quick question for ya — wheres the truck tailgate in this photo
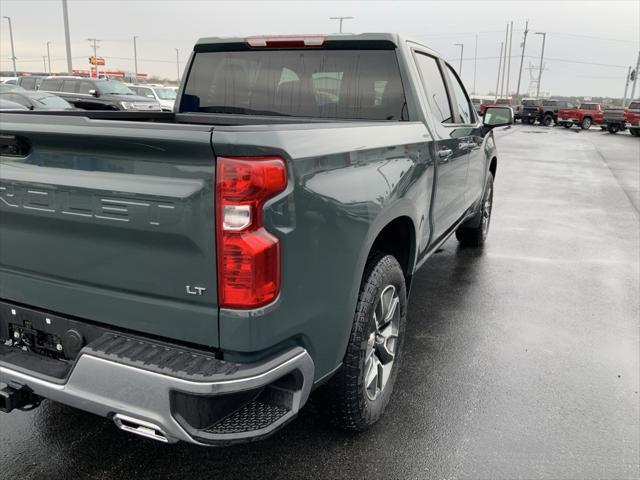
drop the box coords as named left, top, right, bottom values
left=0, top=115, right=219, bottom=347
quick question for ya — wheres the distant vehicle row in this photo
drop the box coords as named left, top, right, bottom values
left=0, top=76, right=177, bottom=111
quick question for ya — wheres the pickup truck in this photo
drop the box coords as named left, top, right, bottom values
left=0, top=33, right=512, bottom=446
left=558, top=103, right=604, bottom=129
left=625, top=100, right=640, bottom=136
left=479, top=97, right=512, bottom=115
left=602, top=106, right=628, bottom=134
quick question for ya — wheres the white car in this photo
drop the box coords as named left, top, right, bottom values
left=125, top=84, right=177, bottom=111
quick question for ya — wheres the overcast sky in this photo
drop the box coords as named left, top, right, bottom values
left=1, top=0, right=638, bottom=97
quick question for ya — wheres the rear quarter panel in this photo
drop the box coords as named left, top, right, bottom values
left=212, top=122, right=433, bottom=380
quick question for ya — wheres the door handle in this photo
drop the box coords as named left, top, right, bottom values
left=437, top=149, right=452, bottom=163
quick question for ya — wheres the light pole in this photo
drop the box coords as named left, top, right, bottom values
left=42, top=56, right=47, bottom=72
left=175, top=48, right=180, bottom=82
left=329, top=16, right=353, bottom=33
left=3, top=16, right=17, bottom=76
left=46, top=41, right=52, bottom=74
left=473, top=34, right=477, bottom=94
left=515, top=20, right=529, bottom=101
left=535, top=32, right=547, bottom=98
left=628, top=51, right=640, bottom=106
left=454, top=43, right=464, bottom=75
left=62, top=0, right=73, bottom=73
left=495, top=41, right=504, bottom=102
left=506, top=21, right=513, bottom=98
left=133, top=36, right=139, bottom=83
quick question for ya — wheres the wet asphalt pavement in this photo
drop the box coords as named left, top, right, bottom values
left=1, top=124, right=639, bottom=480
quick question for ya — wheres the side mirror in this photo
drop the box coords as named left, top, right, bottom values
left=483, top=106, right=514, bottom=128
left=88, top=89, right=99, bottom=97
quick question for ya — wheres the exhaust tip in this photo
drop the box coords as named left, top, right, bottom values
left=113, top=414, right=169, bottom=443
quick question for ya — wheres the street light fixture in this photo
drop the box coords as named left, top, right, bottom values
left=534, top=32, right=547, bottom=98
left=3, top=16, right=17, bottom=76
left=329, top=16, right=353, bottom=33
left=454, top=43, right=464, bottom=75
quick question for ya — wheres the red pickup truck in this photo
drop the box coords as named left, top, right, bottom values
left=480, top=98, right=511, bottom=115
left=625, top=100, right=640, bottom=136
left=558, top=103, right=604, bottom=130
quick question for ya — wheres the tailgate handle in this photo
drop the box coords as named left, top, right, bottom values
left=0, top=134, right=30, bottom=157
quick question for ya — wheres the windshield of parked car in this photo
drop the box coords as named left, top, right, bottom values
left=628, top=102, right=640, bottom=110
left=182, top=49, right=407, bottom=120
left=0, top=84, right=26, bottom=93
left=154, top=87, right=177, bottom=100
left=95, top=81, right=135, bottom=95
left=30, top=94, right=72, bottom=109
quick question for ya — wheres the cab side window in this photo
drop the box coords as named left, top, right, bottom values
left=414, top=52, right=453, bottom=124
left=444, top=64, right=473, bottom=124
left=79, top=81, right=94, bottom=94
left=61, top=80, right=78, bottom=93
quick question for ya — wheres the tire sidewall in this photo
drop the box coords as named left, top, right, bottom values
left=354, top=256, right=407, bottom=427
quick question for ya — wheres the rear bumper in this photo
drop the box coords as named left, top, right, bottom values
left=1, top=334, right=314, bottom=446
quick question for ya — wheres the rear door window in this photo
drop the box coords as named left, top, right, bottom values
left=61, top=80, right=78, bottom=93
left=40, top=78, right=63, bottom=91
left=182, top=49, right=407, bottom=120
left=79, top=81, right=94, bottom=94
left=413, top=52, right=453, bottom=124
left=444, top=64, right=473, bottom=124
left=18, top=77, right=37, bottom=90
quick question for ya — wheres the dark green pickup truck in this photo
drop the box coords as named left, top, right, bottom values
left=0, top=33, right=512, bottom=445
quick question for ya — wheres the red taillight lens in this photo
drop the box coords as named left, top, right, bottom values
left=216, top=156, right=287, bottom=309
left=536, top=106, right=541, bottom=112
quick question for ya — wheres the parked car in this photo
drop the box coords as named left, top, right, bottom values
left=626, top=100, right=640, bottom=136
left=0, top=91, right=74, bottom=110
left=558, top=103, right=604, bottom=129
left=38, top=76, right=162, bottom=111
left=0, top=33, right=512, bottom=446
left=126, top=84, right=177, bottom=111
left=540, top=100, right=575, bottom=126
left=0, top=77, right=18, bottom=85
left=0, top=84, right=26, bottom=93
left=16, top=75, right=46, bottom=91
left=0, top=98, right=29, bottom=110
left=602, top=106, right=627, bottom=134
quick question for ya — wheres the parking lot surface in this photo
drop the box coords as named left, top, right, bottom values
left=1, top=124, right=638, bottom=480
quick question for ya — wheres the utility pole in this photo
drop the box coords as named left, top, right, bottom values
left=515, top=20, right=529, bottom=101
left=500, top=23, right=508, bottom=98
left=506, top=21, right=513, bottom=98
left=175, top=48, right=180, bottom=82
left=133, top=36, right=139, bottom=83
left=628, top=51, right=640, bottom=105
left=473, top=34, right=478, bottom=95
left=87, top=38, right=100, bottom=78
left=3, top=16, right=17, bottom=76
left=46, top=41, right=52, bottom=74
left=495, top=41, right=504, bottom=102
left=454, top=43, right=464, bottom=75
left=622, top=66, right=632, bottom=107
left=535, top=32, right=547, bottom=98
left=329, top=16, right=353, bottom=33
left=42, top=56, right=47, bottom=72
left=62, top=0, right=73, bottom=73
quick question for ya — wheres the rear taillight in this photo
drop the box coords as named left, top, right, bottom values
left=216, top=156, right=287, bottom=309
left=536, top=106, right=541, bottom=112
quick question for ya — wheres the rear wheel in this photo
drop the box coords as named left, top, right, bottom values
left=456, top=173, right=494, bottom=248
left=563, top=123, right=572, bottom=129
left=608, top=125, right=619, bottom=134
left=581, top=117, right=592, bottom=130
left=542, top=114, right=553, bottom=126
left=320, top=254, right=407, bottom=431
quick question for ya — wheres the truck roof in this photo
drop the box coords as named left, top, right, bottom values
left=195, top=33, right=441, bottom=57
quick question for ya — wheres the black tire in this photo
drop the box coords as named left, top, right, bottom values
left=631, top=129, right=640, bottom=137
left=608, top=125, right=619, bottom=134
left=456, top=173, right=494, bottom=248
left=581, top=117, right=592, bottom=130
left=563, top=123, right=572, bottom=129
left=542, top=114, right=553, bottom=126
left=319, top=254, right=407, bottom=431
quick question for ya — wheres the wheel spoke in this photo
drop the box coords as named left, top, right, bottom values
left=376, top=323, right=398, bottom=364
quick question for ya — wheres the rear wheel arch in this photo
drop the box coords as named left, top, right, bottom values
left=367, top=216, right=417, bottom=284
